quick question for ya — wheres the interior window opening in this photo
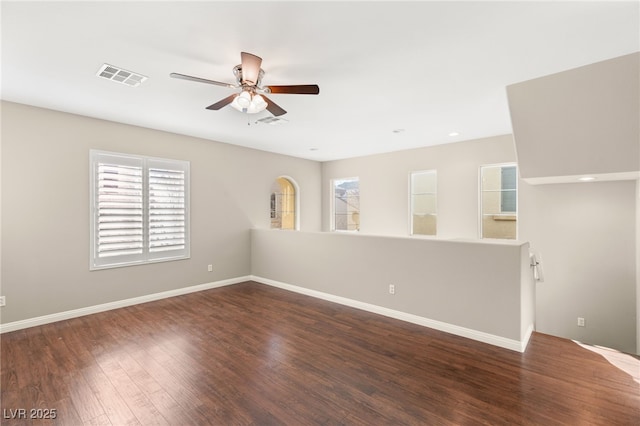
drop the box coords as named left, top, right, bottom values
left=410, top=170, right=437, bottom=236
left=332, top=177, right=360, bottom=232
left=480, top=164, right=517, bottom=239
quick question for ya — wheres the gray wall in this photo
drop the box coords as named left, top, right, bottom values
left=506, top=52, right=639, bottom=353
left=320, top=135, right=637, bottom=353
left=507, top=53, right=639, bottom=182
left=519, top=180, right=637, bottom=353
left=0, top=101, right=321, bottom=323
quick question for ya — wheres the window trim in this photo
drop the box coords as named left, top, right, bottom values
left=409, top=169, right=438, bottom=236
left=330, top=176, right=360, bottom=232
left=89, top=150, right=190, bottom=270
left=479, top=162, right=518, bottom=240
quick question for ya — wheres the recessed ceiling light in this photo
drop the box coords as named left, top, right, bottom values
left=448, top=132, right=460, bottom=137
left=578, top=176, right=596, bottom=182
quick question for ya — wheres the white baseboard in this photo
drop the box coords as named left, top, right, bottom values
left=521, top=323, right=534, bottom=352
left=0, top=276, right=250, bottom=334
left=251, top=275, right=532, bottom=353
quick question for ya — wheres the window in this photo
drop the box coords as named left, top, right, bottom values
left=332, top=177, right=360, bottom=231
left=90, top=150, right=190, bottom=270
left=480, top=164, right=517, bottom=239
left=410, top=170, right=437, bottom=236
left=270, top=177, right=298, bottom=230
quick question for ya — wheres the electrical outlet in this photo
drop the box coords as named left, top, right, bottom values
left=0, top=296, right=5, bottom=307
left=207, top=264, right=213, bottom=272
left=577, top=317, right=585, bottom=327
left=389, top=284, right=395, bottom=295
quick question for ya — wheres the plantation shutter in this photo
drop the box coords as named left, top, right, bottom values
left=90, top=151, right=190, bottom=270
left=147, top=159, right=188, bottom=260
left=92, top=153, right=145, bottom=268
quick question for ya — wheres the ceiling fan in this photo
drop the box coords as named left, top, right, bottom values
left=170, top=52, right=319, bottom=117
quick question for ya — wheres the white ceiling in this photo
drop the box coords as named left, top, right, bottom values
left=2, top=1, right=638, bottom=161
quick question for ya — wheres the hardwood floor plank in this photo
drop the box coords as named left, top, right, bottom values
left=84, top=413, right=112, bottom=426
left=125, top=342, right=207, bottom=412
left=82, top=364, right=140, bottom=426
left=2, top=281, right=639, bottom=425
left=95, top=353, right=169, bottom=425
left=66, top=370, right=107, bottom=423
left=51, top=397, right=84, bottom=426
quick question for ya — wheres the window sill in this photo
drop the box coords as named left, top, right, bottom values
left=491, top=215, right=516, bottom=221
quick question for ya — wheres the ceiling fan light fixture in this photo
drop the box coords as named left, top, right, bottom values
left=237, top=91, right=252, bottom=108
left=252, top=94, right=267, bottom=110
left=230, top=91, right=268, bottom=114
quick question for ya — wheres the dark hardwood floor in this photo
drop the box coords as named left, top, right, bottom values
left=1, top=281, right=638, bottom=425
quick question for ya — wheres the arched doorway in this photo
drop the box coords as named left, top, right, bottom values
left=270, top=177, right=298, bottom=230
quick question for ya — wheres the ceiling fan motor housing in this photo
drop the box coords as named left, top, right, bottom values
left=233, top=65, right=265, bottom=88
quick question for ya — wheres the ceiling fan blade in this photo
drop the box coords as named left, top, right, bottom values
left=240, top=52, right=262, bottom=85
left=266, top=85, right=320, bottom=95
left=262, top=95, right=287, bottom=116
left=170, top=73, right=235, bottom=88
left=206, top=94, right=237, bottom=110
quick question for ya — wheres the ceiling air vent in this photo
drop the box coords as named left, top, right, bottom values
left=256, top=117, right=289, bottom=125
left=96, top=63, right=147, bottom=87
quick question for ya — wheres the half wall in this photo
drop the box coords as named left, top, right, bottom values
left=251, top=229, right=534, bottom=352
